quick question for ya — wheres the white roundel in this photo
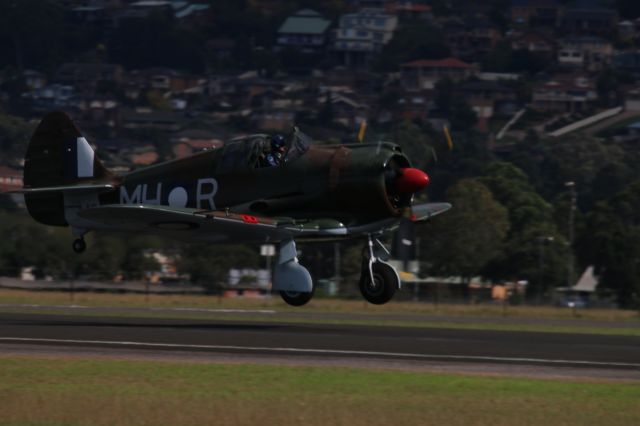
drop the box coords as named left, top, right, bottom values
left=168, top=187, right=188, bottom=207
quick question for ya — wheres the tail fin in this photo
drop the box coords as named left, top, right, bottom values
left=23, top=111, right=114, bottom=226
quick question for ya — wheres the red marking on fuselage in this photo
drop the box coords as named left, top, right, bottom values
left=242, top=215, right=259, bottom=224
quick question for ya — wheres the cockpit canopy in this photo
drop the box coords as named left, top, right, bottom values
left=217, top=128, right=312, bottom=173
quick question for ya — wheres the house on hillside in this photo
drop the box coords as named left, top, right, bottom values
left=531, top=74, right=597, bottom=113
left=120, top=108, right=185, bottom=132
left=510, top=0, right=563, bottom=27
left=127, top=68, right=205, bottom=94
left=509, top=31, right=555, bottom=55
left=0, top=166, right=23, bottom=192
left=333, top=8, right=398, bottom=67
left=170, top=129, right=223, bottom=159
left=250, top=108, right=297, bottom=131
left=442, top=16, right=502, bottom=60
left=561, top=1, right=618, bottom=37
left=557, top=37, right=612, bottom=71
left=116, top=1, right=211, bottom=24
left=457, top=80, right=519, bottom=130
left=400, top=57, right=475, bottom=90
left=618, top=20, right=636, bottom=41
left=206, top=38, right=236, bottom=63
left=613, top=50, right=640, bottom=76
left=322, top=91, right=369, bottom=128
left=276, top=9, right=332, bottom=53
left=127, top=145, right=160, bottom=166
left=395, top=92, right=432, bottom=121
left=174, top=3, right=212, bottom=27
left=55, top=63, right=124, bottom=95
left=23, top=70, right=47, bottom=90
left=385, top=2, right=433, bottom=20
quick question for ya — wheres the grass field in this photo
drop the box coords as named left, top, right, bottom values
left=1, top=289, right=639, bottom=336
left=0, top=357, right=638, bottom=426
left=1, top=289, right=638, bottom=320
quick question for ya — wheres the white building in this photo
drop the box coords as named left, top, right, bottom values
left=333, top=8, right=398, bottom=67
left=557, top=36, right=613, bottom=71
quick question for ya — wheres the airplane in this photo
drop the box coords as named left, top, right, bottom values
left=14, top=111, right=450, bottom=306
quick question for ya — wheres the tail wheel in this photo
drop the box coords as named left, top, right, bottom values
left=280, top=288, right=314, bottom=307
left=72, top=238, right=86, bottom=254
left=359, top=261, right=398, bottom=305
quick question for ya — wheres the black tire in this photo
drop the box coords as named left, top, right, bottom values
left=72, top=238, right=86, bottom=254
left=359, top=261, right=398, bottom=305
left=280, top=288, right=314, bottom=306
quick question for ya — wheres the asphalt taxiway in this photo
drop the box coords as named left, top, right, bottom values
left=0, top=312, right=639, bottom=380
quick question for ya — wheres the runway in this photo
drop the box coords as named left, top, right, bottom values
left=1, top=312, right=639, bottom=380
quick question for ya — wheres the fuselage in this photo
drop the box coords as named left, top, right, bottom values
left=99, top=135, right=414, bottom=227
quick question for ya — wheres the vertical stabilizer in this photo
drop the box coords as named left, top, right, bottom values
left=23, top=111, right=114, bottom=226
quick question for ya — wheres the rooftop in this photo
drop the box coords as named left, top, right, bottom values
left=402, top=58, right=473, bottom=69
left=278, top=9, right=331, bottom=35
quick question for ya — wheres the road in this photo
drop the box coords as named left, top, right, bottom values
left=0, top=312, right=639, bottom=380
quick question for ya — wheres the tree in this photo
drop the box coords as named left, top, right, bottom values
left=0, top=114, right=35, bottom=159
left=450, top=99, right=477, bottom=132
left=108, top=12, right=205, bottom=72
left=419, top=179, right=509, bottom=298
left=578, top=182, right=640, bottom=307
left=0, top=0, right=65, bottom=70
left=388, top=120, right=436, bottom=171
left=596, top=68, right=620, bottom=107
left=177, top=244, right=260, bottom=292
left=433, top=78, right=477, bottom=132
left=513, top=133, right=630, bottom=208
left=434, top=78, right=454, bottom=114
left=482, top=41, right=514, bottom=72
left=617, top=0, right=640, bottom=19
left=479, top=163, right=567, bottom=295
left=376, top=23, right=450, bottom=71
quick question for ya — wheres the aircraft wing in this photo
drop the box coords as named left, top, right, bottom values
left=9, top=183, right=116, bottom=194
left=411, top=202, right=452, bottom=222
left=76, top=204, right=347, bottom=243
left=75, top=203, right=449, bottom=243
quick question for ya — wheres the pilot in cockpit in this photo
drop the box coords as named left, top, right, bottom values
left=265, top=134, right=286, bottom=166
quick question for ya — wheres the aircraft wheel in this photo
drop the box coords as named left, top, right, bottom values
left=280, top=288, right=314, bottom=307
left=359, top=261, right=398, bottom=305
left=72, top=238, right=86, bottom=254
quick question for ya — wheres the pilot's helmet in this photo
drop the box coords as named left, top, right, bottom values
left=271, top=134, right=286, bottom=152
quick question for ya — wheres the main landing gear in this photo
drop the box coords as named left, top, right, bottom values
left=359, top=236, right=400, bottom=305
left=280, top=287, right=315, bottom=307
left=273, top=238, right=314, bottom=307
left=274, top=236, right=400, bottom=306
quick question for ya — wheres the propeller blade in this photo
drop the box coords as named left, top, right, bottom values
left=358, top=120, right=367, bottom=143
left=443, top=126, right=453, bottom=151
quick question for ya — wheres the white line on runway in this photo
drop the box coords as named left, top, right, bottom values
left=0, top=305, right=276, bottom=314
left=1, top=337, right=639, bottom=369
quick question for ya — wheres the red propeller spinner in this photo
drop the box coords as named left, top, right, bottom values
left=394, top=168, right=430, bottom=193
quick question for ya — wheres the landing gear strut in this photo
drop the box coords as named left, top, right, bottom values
left=359, top=236, right=400, bottom=305
left=72, top=238, right=86, bottom=254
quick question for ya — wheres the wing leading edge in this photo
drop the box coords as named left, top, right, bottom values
left=411, top=202, right=452, bottom=222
